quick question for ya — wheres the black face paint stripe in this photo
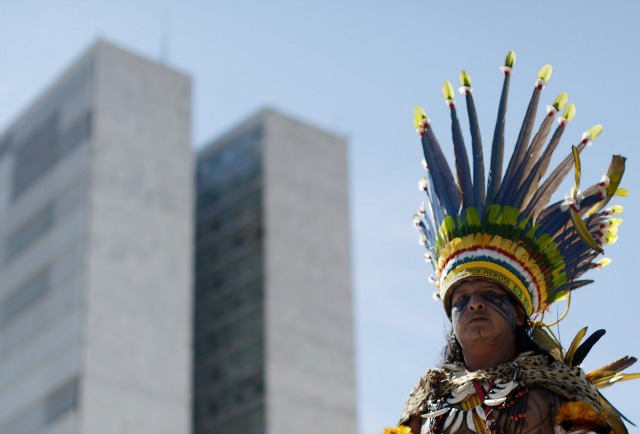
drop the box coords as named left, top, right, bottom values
left=451, top=295, right=470, bottom=312
left=451, top=291, right=518, bottom=331
left=481, top=292, right=517, bottom=331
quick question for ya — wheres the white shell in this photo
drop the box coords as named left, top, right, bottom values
left=443, top=408, right=458, bottom=431
left=447, top=387, right=474, bottom=404
left=421, top=407, right=449, bottom=419
left=488, top=380, right=517, bottom=399
left=484, top=397, right=507, bottom=406
left=420, top=419, right=430, bottom=434
left=450, top=410, right=464, bottom=433
left=466, top=410, right=476, bottom=432
left=452, top=381, right=474, bottom=396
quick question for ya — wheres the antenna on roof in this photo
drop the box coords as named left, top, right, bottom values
left=160, top=7, right=172, bottom=64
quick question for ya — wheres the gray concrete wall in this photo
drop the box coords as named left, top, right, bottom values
left=263, top=110, right=356, bottom=434
left=80, top=41, right=192, bottom=434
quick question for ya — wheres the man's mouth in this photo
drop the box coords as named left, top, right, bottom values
left=468, top=316, right=489, bottom=324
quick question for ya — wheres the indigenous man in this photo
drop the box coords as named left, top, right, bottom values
left=386, top=51, right=636, bottom=434
left=400, top=279, right=566, bottom=433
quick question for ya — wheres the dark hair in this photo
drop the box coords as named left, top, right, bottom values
left=441, top=322, right=547, bottom=365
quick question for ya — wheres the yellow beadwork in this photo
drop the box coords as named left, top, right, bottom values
left=461, top=393, right=486, bottom=433
left=437, top=233, right=547, bottom=316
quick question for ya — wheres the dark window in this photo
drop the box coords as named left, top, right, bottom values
left=12, top=111, right=91, bottom=199
left=193, top=126, right=266, bottom=434
left=45, top=377, right=79, bottom=423
left=4, top=204, right=54, bottom=263
left=0, top=133, right=12, bottom=159
left=0, top=376, right=79, bottom=434
left=0, top=267, right=50, bottom=327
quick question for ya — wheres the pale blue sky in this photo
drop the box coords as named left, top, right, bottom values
left=2, top=2, right=639, bottom=433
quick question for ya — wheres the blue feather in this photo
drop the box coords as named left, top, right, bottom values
left=505, top=111, right=557, bottom=208
left=465, top=92, right=486, bottom=214
left=449, top=105, right=474, bottom=208
left=522, top=141, right=589, bottom=221
left=535, top=206, right=571, bottom=239
left=420, top=134, right=455, bottom=217
left=496, top=87, right=543, bottom=204
left=555, top=217, right=604, bottom=251
left=512, top=123, right=566, bottom=210
left=486, top=72, right=511, bottom=203
left=547, top=280, right=594, bottom=303
left=424, top=128, right=461, bottom=214
left=566, top=254, right=601, bottom=280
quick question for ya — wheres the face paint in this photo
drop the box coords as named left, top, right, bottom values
left=451, top=282, right=520, bottom=334
left=450, top=280, right=522, bottom=369
left=451, top=294, right=470, bottom=312
left=481, top=291, right=518, bottom=332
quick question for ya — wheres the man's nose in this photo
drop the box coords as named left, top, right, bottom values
left=468, top=293, right=485, bottom=310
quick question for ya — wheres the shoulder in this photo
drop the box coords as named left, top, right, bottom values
left=399, top=367, right=451, bottom=425
left=517, top=355, right=601, bottom=405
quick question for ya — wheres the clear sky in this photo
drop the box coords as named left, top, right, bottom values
left=2, top=1, right=639, bottom=433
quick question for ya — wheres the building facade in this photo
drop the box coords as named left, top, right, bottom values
left=0, top=41, right=193, bottom=434
left=194, top=109, right=355, bottom=434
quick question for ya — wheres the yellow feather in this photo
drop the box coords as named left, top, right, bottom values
left=587, top=356, right=637, bottom=385
left=571, top=145, right=581, bottom=198
left=531, top=326, right=563, bottom=362
left=564, top=327, right=588, bottom=365
left=569, top=208, right=603, bottom=253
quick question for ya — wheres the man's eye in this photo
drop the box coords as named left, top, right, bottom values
left=453, top=295, right=468, bottom=305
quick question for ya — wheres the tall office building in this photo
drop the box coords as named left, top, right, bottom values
left=194, top=109, right=355, bottom=434
left=0, top=41, right=193, bottom=434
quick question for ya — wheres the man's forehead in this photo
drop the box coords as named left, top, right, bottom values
left=452, top=278, right=509, bottom=295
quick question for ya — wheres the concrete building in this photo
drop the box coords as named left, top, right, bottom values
left=193, top=109, right=356, bottom=434
left=0, top=41, right=193, bottom=434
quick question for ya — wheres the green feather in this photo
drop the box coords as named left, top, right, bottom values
left=465, top=207, right=481, bottom=229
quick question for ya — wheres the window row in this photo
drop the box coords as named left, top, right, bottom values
left=12, top=110, right=91, bottom=199
left=0, top=377, right=78, bottom=434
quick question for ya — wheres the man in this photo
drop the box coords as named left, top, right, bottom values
left=401, top=279, right=565, bottom=433
left=386, top=52, right=635, bottom=434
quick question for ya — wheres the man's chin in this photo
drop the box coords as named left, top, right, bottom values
left=460, top=327, right=499, bottom=346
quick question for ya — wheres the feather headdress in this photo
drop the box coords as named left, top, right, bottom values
left=412, top=51, right=627, bottom=319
